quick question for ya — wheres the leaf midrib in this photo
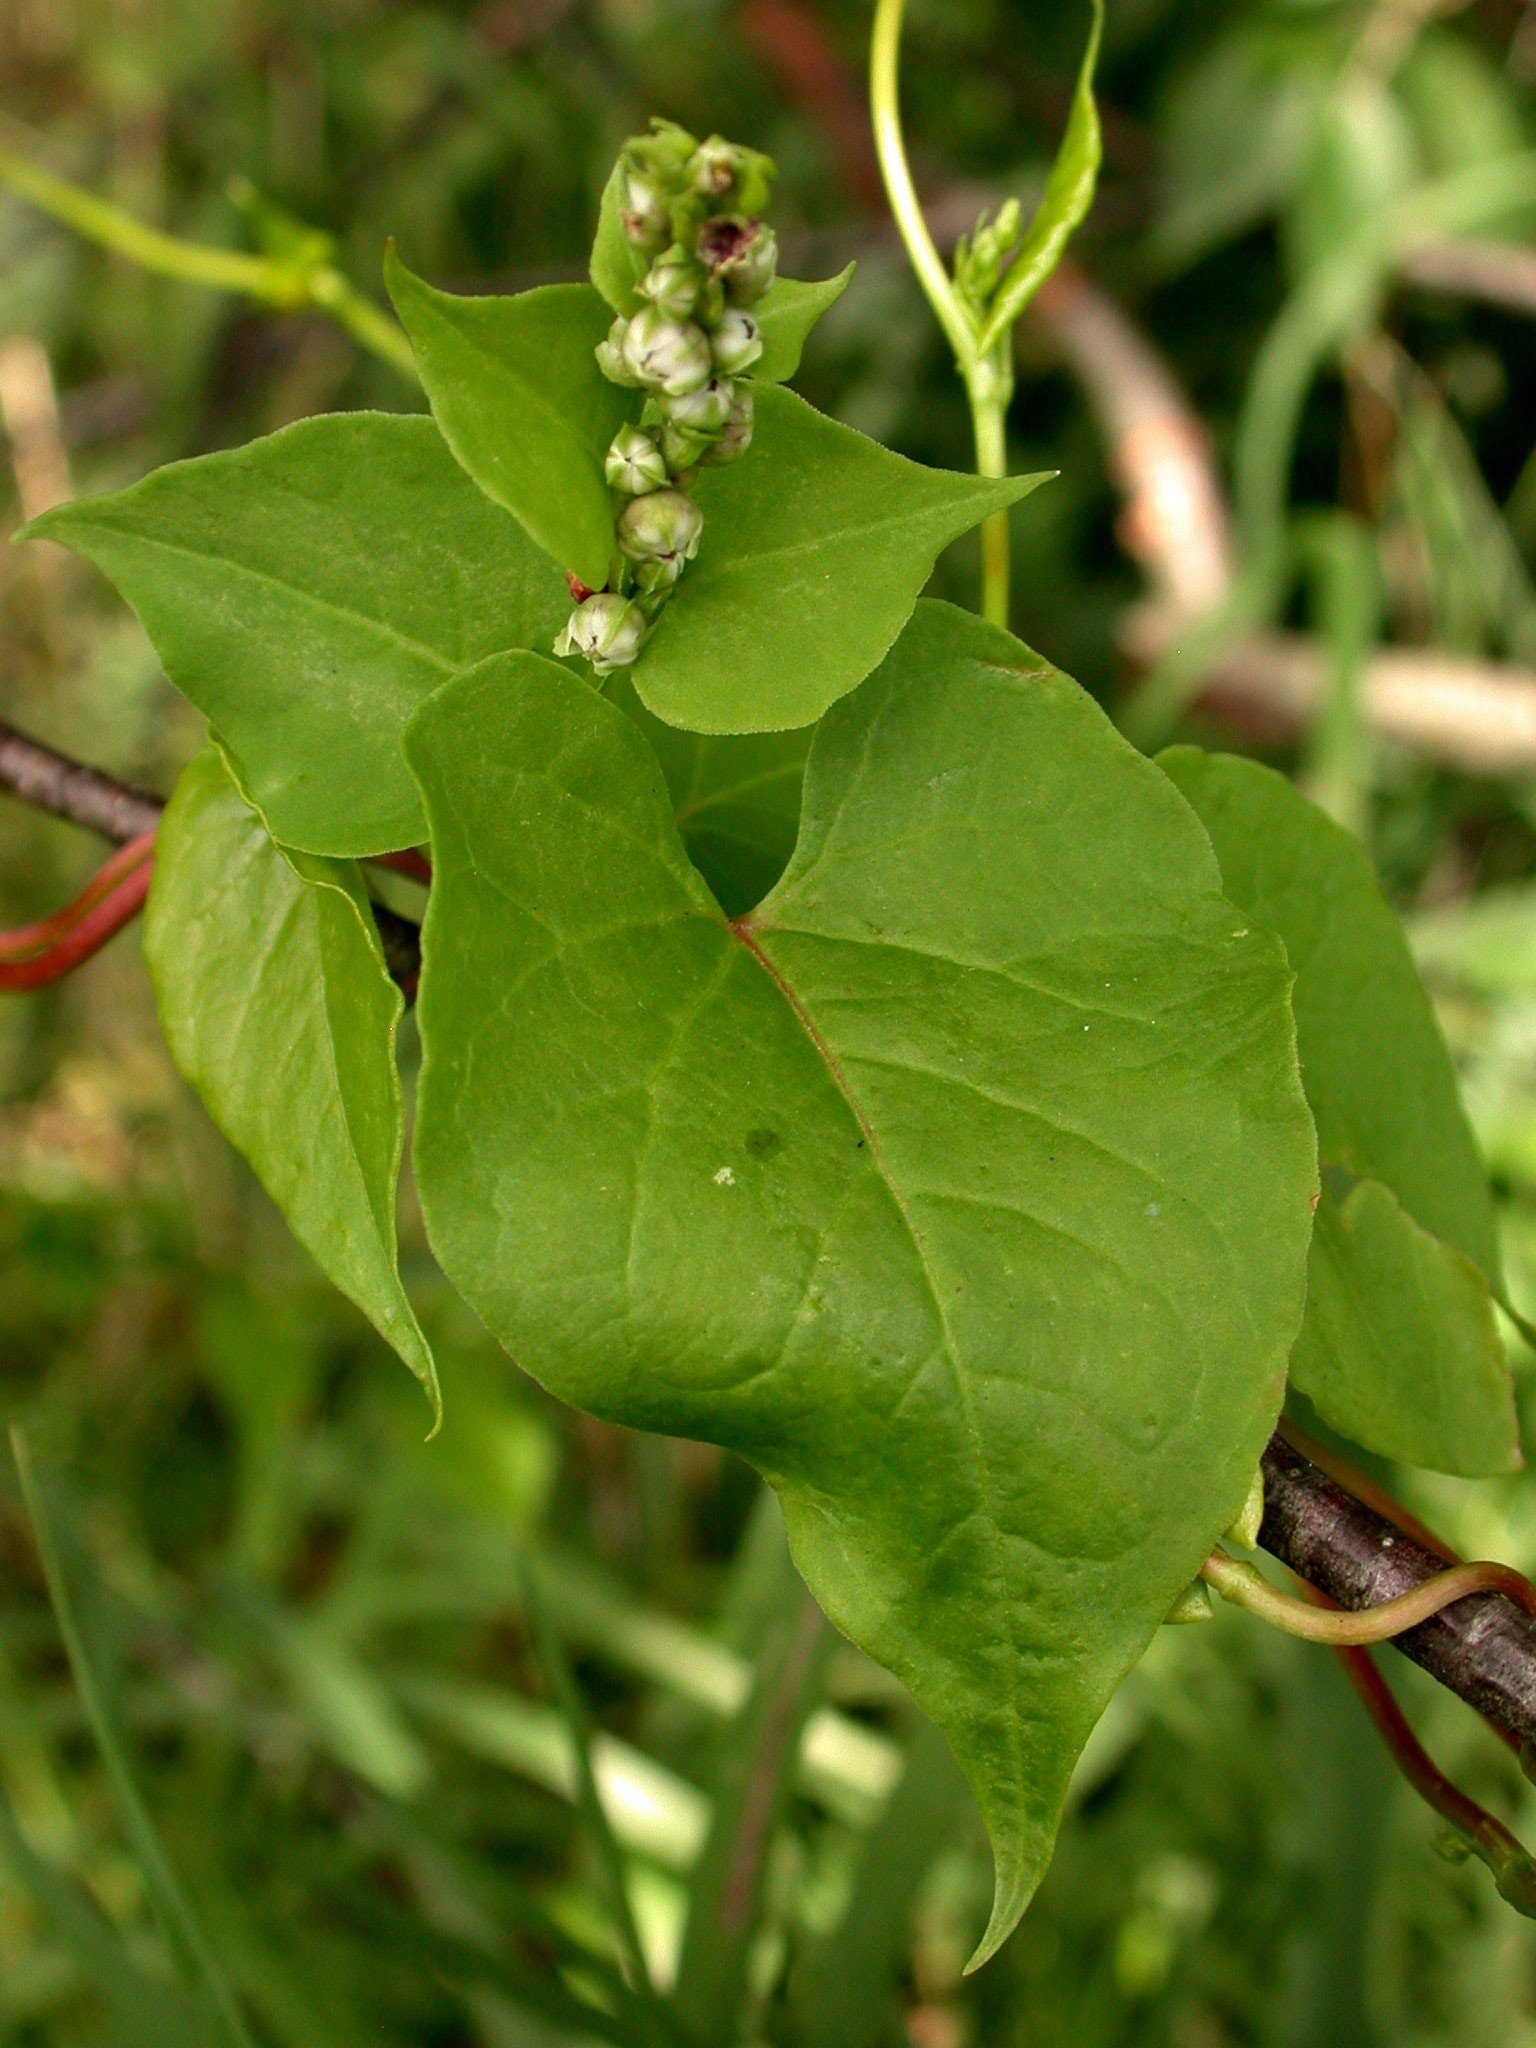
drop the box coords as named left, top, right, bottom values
left=726, top=915, right=1020, bottom=1776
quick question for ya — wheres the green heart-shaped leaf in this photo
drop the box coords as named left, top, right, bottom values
left=1161, top=746, right=1515, bottom=1473
left=406, top=603, right=1315, bottom=1961
left=632, top=386, right=1045, bottom=733
left=146, top=746, right=437, bottom=1419
left=28, top=413, right=566, bottom=858
left=387, top=253, right=630, bottom=590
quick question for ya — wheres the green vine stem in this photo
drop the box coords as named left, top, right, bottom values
left=0, top=144, right=417, bottom=381
left=1201, top=1547, right=1536, bottom=1646
left=869, top=0, right=1008, bottom=626
left=870, top=0, right=1102, bottom=630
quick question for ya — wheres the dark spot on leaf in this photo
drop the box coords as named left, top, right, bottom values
left=746, top=1127, right=782, bottom=1159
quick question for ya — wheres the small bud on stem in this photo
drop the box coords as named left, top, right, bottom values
left=696, top=216, right=778, bottom=306
left=554, top=592, right=648, bottom=674
left=621, top=307, right=714, bottom=396
left=617, top=488, right=703, bottom=568
left=605, top=425, right=670, bottom=496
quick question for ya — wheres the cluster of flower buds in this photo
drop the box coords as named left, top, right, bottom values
left=556, top=123, right=778, bottom=678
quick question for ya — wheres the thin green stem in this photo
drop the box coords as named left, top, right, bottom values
left=1201, top=1547, right=1536, bottom=1646
left=968, top=343, right=1014, bottom=627
left=0, top=147, right=275, bottom=297
left=870, top=0, right=1021, bottom=626
left=307, top=267, right=420, bottom=381
left=868, top=0, right=978, bottom=370
left=0, top=146, right=417, bottom=383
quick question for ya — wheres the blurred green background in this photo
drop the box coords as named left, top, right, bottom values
left=10, top=1, right=1536, bottom=2041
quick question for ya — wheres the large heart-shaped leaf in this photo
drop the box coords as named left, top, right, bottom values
left=406, top=603, right=1315, bottom=1961
left=146, top=746, right=437, bottom=1418
left=1160, top=747, right=1516, bottom=1473
left=631, top=386, right=1044, bottom=733
left=386, top=254, right=630, bottom=591
left=27, top=414, right=567, bottom=858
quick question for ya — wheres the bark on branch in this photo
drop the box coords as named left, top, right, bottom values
left=1260, top=1432, right=1536, bottom=1750
left=0, top=719, right=163, bottom=845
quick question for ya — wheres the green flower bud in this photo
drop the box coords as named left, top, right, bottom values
left=621, top=122, right=698, bottom=251
left=710, top=308, right=763, bottom=377
left=605, top=424, right=669, bottom=496
left=628, top=120, right=698, bottom=180
left=633, top=552, right=685, bottom=601
left=687, top=136, right=775, bottom=215
left=595, top=314, right=643, bottom=388
left=617, top=487, right=703, bottom=567
left=621, top=175, right=673, bottom=256
left=701, top=383, right=754, bottom=466
left=636, top=243, right=706, bottom=322
left=696, top=216, right=779, bottom=306
left=621, top=306, right=713, bottom=396
left=660, top=419, right=715, bottom=472
left=661, top=378, right=736, bottom=436
left=554, top=592, right=647, bottom=674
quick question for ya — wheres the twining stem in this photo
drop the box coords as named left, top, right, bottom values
left=0, top=831, right=154, bottom=964
left=1335, top=1637, right=1536, bottom=1913
left=1202, top=1547, right=1536, bottom=1646
left=870, top=0, right=1013, bottom=625
left=0, top=861, right=153, bottom=991
left=0, top=146, right=417, bottom=381
left=0, top=146, right=272, bottom=295
left=868, top=0, right=976, bottom=367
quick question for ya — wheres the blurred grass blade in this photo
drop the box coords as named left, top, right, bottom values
left=519, top=1553, right=672, bottom=2041
left=1299, top=510, right=1381, bottom=836
left=671, top=1537, right=829, bottom=2046
left=0, top=1788, right=206, bottom=2048
left=9, top=1427, right=257, bottom=2048
left=395, top=1671, right=709, bottom=1872
left=788, top=1716, right=974, bottom=2048
left=976, top=0, right=1104, bottom=350
left=1236, top=153, right=1536, bottom=571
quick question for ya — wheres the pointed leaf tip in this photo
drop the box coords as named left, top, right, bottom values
left=631, top=384, right=1049, bottom=733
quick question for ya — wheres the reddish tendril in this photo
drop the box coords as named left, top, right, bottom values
left=0, top=830, right=156, bottom=967
left=1278, top=1417, right=1456, bottom=1560
left=0, top=835, right=430, bottom=998
left=0, top=853, right=154, bottom=990
left=369, top=848, right=432, bottom=886
left=1299, top=1579, right=1536, bottom=1913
